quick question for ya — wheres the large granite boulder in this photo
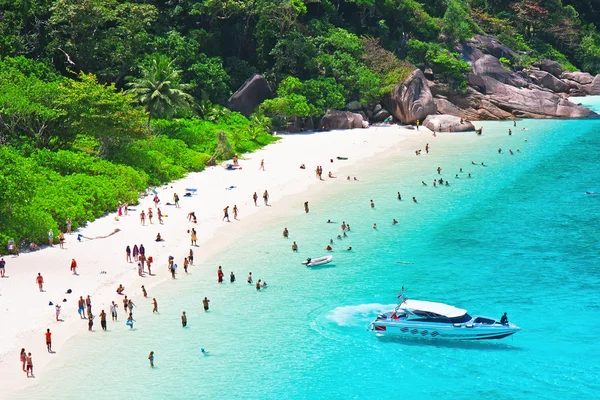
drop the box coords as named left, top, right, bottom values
left=480, top=77, right=595, bottom=118
left=528, top=70, right=570, bottom=93
left=320, top=110, right=365, bottom=130
left=384, top=69, right=436, bottom=124
left=467, top=35, right=517, bottom=62
left=434, top=90, right=513, bottom=121
left=227, top=74, right=273, bottom=117
left=588, top=75, right=600, bottom=95
left=472, top=55, right=529, bottom=88
left=423, top=114, right=475, bottom=132
left=540, top=59, right=563, bottom=77
left=561, top=71, right=594, bottom=85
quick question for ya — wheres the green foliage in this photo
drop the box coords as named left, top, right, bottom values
left=442, top=0, right=476, bottom=43
left=188, top=54, right=231, bottom=104
left=426, top=46, right=471, bottom=88
left=126, top=54, right=194, bottom=124
left=499, top=57, right=512, bottom=68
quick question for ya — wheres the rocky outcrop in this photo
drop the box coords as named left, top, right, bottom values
left=528, top=70, right=570, bottom=93
left=384, top=69, right=436, bottom=124
left=589, top=75, right=600, bottom=95
left=320, top=110, right=365, bottom=130
left=472, top=55, right=529, bottom=88
left=465, top=35, right=517, bottom=62
left=540, top=59, right=562, bottom=77
left=227, top=74, right=273, bottom=117
left=561, top=71, right=594, bottom=85
left=423, top=114, right=475, bottom=132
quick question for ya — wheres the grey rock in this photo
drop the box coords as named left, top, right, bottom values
left=540, top=59, right=562, bottom=77
left=561, top=72, right=594, bottom=85
left=372, top=109, right=391, bottom=122
left=588, top=75, right=600, bottom=95
left=469, top=35, right=517, bottom=61
left=423, top=114, right=475, bottom=132
left=423, top=67, right=434, bottom=80
left=472, top=55, right=528, bottom=88
left=384, top=69, right=436, bottom=124
left=227, top=74, right=273, bottom=117
left=528, top=70, right=570, bottom=93
left=346, top=100, right=362, bottom=111
left=320, top=110, right=365, bottom=130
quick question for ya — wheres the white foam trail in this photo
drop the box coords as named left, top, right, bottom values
left=326, top=303, right=396, bottom=327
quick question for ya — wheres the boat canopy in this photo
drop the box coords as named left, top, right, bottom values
left=398, top=300, right=467, bottom=318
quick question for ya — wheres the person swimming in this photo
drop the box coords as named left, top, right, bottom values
left=392, top=219, right=398, bottom=224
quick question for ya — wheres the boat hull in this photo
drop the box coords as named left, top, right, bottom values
left=372, top=321, right=520, bottom=340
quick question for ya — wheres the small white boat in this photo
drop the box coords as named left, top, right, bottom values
left=302, top=256, right=333, bottom=267
left=370, top=299, right=520, bottom=340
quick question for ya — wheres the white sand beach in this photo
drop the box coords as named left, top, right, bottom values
left=0, top=125, right=431, bottom=395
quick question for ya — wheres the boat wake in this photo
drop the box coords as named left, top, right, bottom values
left=326, top=303, right=396, bottom=327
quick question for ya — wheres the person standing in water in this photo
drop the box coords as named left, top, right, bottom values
left=230, top=271, right=236, bottom=283
left=181, top=312, right=187, bottom=327
left=202, top=297, right=210, bottom=311
left=152, top=298, right=158, bottom=313
left=110, top=301, right=118, bottom=321
left=217, top=266, right=224, bottom=283
left=148, top=352, right=154, bottom=368
left=283, top=228, right=289, bottom=238
left=247, top=272, right=253, bottom=283
left=292, top=242, right=298, bottom=252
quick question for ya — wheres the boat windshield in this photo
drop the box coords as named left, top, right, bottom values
left=408, top=311, right=472, bottom=323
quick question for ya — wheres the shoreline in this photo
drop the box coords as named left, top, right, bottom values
left=0, top=125, right=426, bottom=396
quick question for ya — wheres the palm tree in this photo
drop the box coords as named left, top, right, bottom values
left=126, top=55, right=194, bottom=126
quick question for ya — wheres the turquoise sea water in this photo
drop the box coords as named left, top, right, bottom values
left=21, top=101, right=600, bottom=399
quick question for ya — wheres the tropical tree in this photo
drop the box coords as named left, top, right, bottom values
left=126, top=55, right=194, bottom=126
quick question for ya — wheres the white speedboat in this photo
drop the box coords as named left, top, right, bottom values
left=370, top=300, right=520, bottom=340
left=302, top=256, right=333, bottom=267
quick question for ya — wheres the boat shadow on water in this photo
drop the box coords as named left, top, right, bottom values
left=375, top=335, right=523, bottom=351
left=307, top=263, right=336, bottom=270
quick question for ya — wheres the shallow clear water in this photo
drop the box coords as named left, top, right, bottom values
left=21, top=104, right=600, bottom=399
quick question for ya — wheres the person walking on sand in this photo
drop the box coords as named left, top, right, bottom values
left=78, top=296, right=86, bottom=319
left=191, top=228, right=198, bottom=246
left=45, top=329, right=52, bottom=352
left=416, top=119, right=420, bottom=130
left=36, top=273, right=44, bottom=292
left=152, top=298, right=158, bottom=313
left=223, top=206, right=230, bottom=222
left=148, top=209, right=153, bottom=224
left=0, top=258, right=6, bottom=278
left=425, top=143, right=429, bottom=154
left=157, top=208, right=163, bottom=224
left=253, top=192, right=258, bottom=206
left=58, top=232, right=65, bottom=249
left=233, top=205, right=238, bottom=220
left=148, top=352, right=154, bottom=367
left=20, top=348, right=27, bottom=372
left=88, top=312, right=94, bottom=331
left=304, top=201, right=309, bottom=213
left=126, top=246, right=132, bottom=263
left=48, top=229, right=54, bottom=246
left=110, top=301, right=118, bottom=321
left=189, top=249, right=194, bottom=265
left=100, top=310, right=107, bottom=331
left=26, top=353, right=33, bottom=378
left=183, top=257, right=189, bottom=273
left=173, top=193, right=180, bottom=208
left=70, top=258, right=77, bottom=275
left=140, top=210, right=146, bottom=225
left=263, top=190, right=269, bottom=206
left=203, top=297, right=210, bottom=311
left=259, top=159, right=265, bottom=171
left=66, top=218, right=72, bottom=235
left=218, top=266, right=224, bottom=283
left=142, top=285, right=148, bottom=297
left=182, top=312, right=187, bottom=327
left=153, top=194, right=160, bottom=208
